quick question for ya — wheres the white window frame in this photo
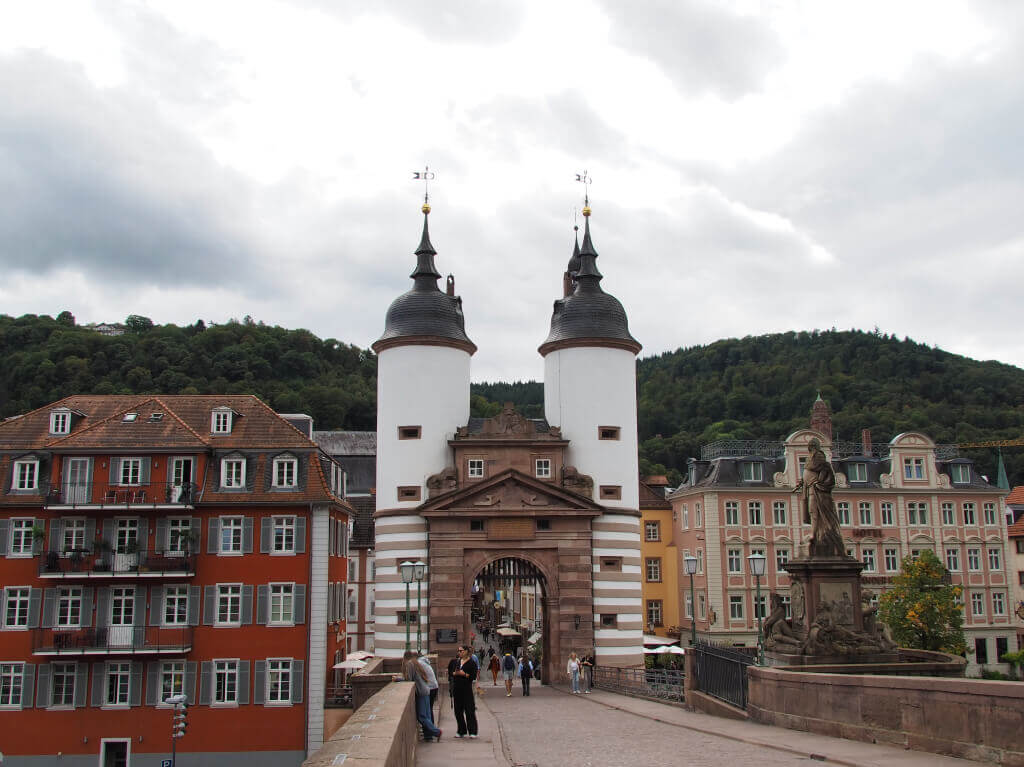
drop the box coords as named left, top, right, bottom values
left=644, top=521, right=660, bottom=542
left=273, top=516, right=296, bottom=554
left=727, top=549, right=742, bottom=574
left=748, top=501, right=763, bottom=526
left=881, top=502, right=894, bottom=526
left=50, top=661, right=77, bottom=707
left=861, top=548, right=876, bottom=572
left=684, top=593, right=693, bottom=619
left=646, top=600, right=663, bottom=628
left=167, top=518, right=192, bottom=555
left=951, top=464, right=970, bottom=484
left=212, top=410, right=233, bottom=434
left=945, top=548, right=960, bottom=572
left=848, top=463, right=867, bottom=483
left=963, top=503, right=976, bottom=526
left=219, top=517, right=243, bottom=554
left=988, top=548, right=1002, bottom=572
left=216, top=584, right=242, bottom=626
left=772, top=501, right=787, bottom=526
left=118, top=458, right=142, bottom=486
left=992, top=592, right=1006, bottom=616
left=908, top=502, right=928, bottom=526
left=724, top=501, right=739, bottom=526
left=967, top=548, right=981, bottom=572
left=9, top=518, right=34, bottom=557
left=105, top=662, right=131, bottom=707
left=741, top=462, right=763, bottom=482
left=50, top=410, right=71, bottom=435
left=903, top=457, right=925, bottom=480
left=213, top=659, right=239, bottom=705
left=3, top=586, right=31, bottom=629
left=941, top=503, right=955, bottom=526
left=884, top=548, right=899, bottom=572
left=775, top=548, right=790, bottom=572
left=0, top=662, right=25, bottom=707
left=221, top=458, right=245, bottom=489
left=467, top=459, right=484, bottom=479
left=272, top=457, right=298, bottom=488
left=645, top=558, right=661, bottom=582
left=269, top=583, right=295, bottom=626
left=728, top=594, right=744, bottom=620
left=61, top=519, right=86, bottom=554
left=13, top=460, right=39, bottom=491
left=970, top=592, right=985, bottom=617
left=983, top=503, right=997, bottom=526
left=534, top=458, right=551, bottom=479
left=160, top=660, right=185, bottom=703
left=56, top=586, right=83, bottom=628
left=266, top=658, right=293, bottom=705
left=838, top=502, right=851, bottom=526
left=163, top=585, right=189, bottom=626
left=858, top=502, right=872, bottom=526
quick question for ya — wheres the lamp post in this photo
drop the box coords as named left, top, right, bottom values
left=400, top=560, right=415, bottom=652
left=165, top=693, right=187, bottom=767
left=413, top=560, right=426, bottom=653
left=684, top=555, right=698, bottom=646
left=747, top=553, right=767, bottom=665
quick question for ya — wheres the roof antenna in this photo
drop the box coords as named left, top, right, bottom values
left=412, top=165, right=436, bottom=214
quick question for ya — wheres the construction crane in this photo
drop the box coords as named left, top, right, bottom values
left=955, top=439, right=1023, bottom=490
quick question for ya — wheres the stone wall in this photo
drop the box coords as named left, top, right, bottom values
left=747, top=665, right=1024, bottom=765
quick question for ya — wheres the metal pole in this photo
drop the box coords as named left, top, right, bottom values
left=416, top=578, right=422, bottom=653
left=171, top=725, right=176, bottom=767
left=755, top=574, right=764, bottom=665
left=405, top=581, right=411, bottom=652
left=689, top=571, right=697, bottom=646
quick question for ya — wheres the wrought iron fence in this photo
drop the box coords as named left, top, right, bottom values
left=592, top=666, right=685, bottom=703
left=44, top=481, right=198, bottom=507
left=38, top=548, right=197, bottom=577
left=33, top=625, right=193, bottom=654
left=692, top=641, right=753, bottom=709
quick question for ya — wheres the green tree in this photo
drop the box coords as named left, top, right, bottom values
left=878, top=551, right=965, bottom=654
left=125, top=314, right=154, bottom=333
left=56, top=310, right=75, bottom=326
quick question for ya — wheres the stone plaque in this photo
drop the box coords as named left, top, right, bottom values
left=435, top=629, right=458, bottom=644
left=488, top=519, right=534, bottom=539
left=818, top=582, right=856, bottom=627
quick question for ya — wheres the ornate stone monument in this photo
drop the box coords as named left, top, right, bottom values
left=765, top=439, right=897, bottom=665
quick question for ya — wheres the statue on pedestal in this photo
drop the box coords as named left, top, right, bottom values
left=794, top=438, right=845, bottom=558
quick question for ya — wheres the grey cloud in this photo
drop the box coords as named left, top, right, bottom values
left=595, top=0, right=785, bottom=99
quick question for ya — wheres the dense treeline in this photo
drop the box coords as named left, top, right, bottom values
left=1, top=315, right=1021, bottom=488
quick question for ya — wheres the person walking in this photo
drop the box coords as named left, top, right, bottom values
left=451, top=645, right=479, bottom=738
left=488, top=652, right=501, bottom=686
left=501, top=651, right=516, bottom=696
left=567, top=652, right=581, bottom=694
left=403, top=651, right=442, bottom=742
left=581, top=651, right=595, bottom=693
left=518, top=656, right=533, bottom=696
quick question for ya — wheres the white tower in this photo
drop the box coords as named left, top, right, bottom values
left=539, top=204, right=644, bottom=668
left=371, top=202, right=475, bottom=657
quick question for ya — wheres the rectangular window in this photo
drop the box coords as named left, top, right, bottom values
left=599, top=485, right=621, bottom=500
left=945, top=548, right=960, bottom=572
left=884, top=548, right=899, bottom=572
left=50, top=411, right=70, bottom=435
left=942, top=503, right=955, bottom=526
left=838, top=502, right=851, bottom=526
left=164, top=585, right=189, bottom=626
left=221, top=459, right=245, bottom=489
left=963, top=503, right=976, bottom=526
left=696, top=548, right=704, bottom=574
left=967, top=548, right=981, bottom=571
left=727, top=549, right=741, bottom=574
left=781, top=595, right=792, bottom=619
left=467, top=459, right=484, bottom=479
left=470, top=519, right=484, bottom=532
left=161, top=661, right=185, bottom=702
left=397, top=486, right=421, bottom=501
left=646, top=600, right=663, bottom=628
left=645, top=558, right=661, bottom=582
left=988, top=548, right=1002, bottom=571
left=858, top=502, right=872, bottom=526
left=951, top=464, right=970, bottom=484
left=644, top=521, right=660, bottom=541
left=970, top=592, right=985, bottom=617
left=993, top=592, right=1006, bottom=616
left=598, top=426, right=621, bottom=440
left=212, top=411, right=232, bottom=433
left=397, top=611, right=418, bottom=625
left=698, top=594, right=707, bottom=619
left=106, top=662, right=131, bottom=706
left=997, top=637, right=1009, bottom=660
left=61, top=519, right=86, bottom=553
left=848, top=463, right=867, bottom=482
left=908, top=502, right=928, bottom=526
left=684, top=593, right=693, bottom=619
left=13, top=460, right=39, bottom=491
left=984, top=503, right=997, bottom=526
left=535, top=459, right=551, bottom=479
left=397, top=426, right=421, bottom=440
left=861, top=549, right=876, bottom=572
left=903, top=457, right=924, bottom=480
left=724, top=501, right=739, bottom=526
left=119, top=458, right=142, bottom=486
left=775, top=548, right=790, bottom=572
left=9, top=519, right=34, bottom=556
left=56, top=587, right=83, bottom=628
left=217, top=584, right=242, bottom=625
left=729, top=595, right=744, bottom=620
left=167, top=518, right=192, bottom=554
left=601, top=557, right=622, bottom=572
left=754, top=594, right=767, bottom=620
left=269, top=584, right=295, bottom=625
left=0, top=662, right=25, bottom=706
left=51, top=662, right=77, bottom=707
left=695, top=504, right=702, bottom=528
left=772, top=501, right=787, bottom=526
left=272, top=458, right=297, bottom=488
left=741, top=462, right=763, bottom=482
left=748, top=501, right=763, bottom=526
left=975, top=638, right=988, bottom=664
left=220, top=517, right=243, bottom=554
left=881, top=502, right=894, bottom=526
left=267, top=658, right=292, bottom=703
left=600, top=614, right=618, bottom=628
left=273, top=516, right=296, bottom=553
left=3, top=587, right=30, bottom=628
left=214, top=660, right=239, bottom=704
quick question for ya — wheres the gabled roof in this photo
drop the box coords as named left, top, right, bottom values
left=50, top=397, right=208, bottom=450
left=416, top=468, right=604, bottom=514
left=1007, top=486, right=1024, bottom=506
left=640, top=479, right=671, bottom=509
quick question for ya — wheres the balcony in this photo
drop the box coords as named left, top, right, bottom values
left=32, top=626, right=193, bottom=656
left=44, top=481, right=198, bottom=510
left=38, top=547, right=196, bottom=579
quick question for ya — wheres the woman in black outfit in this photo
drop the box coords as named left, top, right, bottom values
left=450, top=645, right=479, bottom=738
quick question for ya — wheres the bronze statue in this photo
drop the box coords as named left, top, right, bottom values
left=794, top=438, right=845, bottom=558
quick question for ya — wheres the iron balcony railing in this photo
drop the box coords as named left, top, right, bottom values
left=32, top=625, right=193, bottom=655
left=44, top=481, right=198, bottom=508
left=692, top=641, right=754, bottom=710
left=38, top=547, right=197, bottom=578
left=592, top=666, right=685, bottom=703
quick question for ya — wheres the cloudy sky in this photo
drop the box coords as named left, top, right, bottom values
left=2, top=0, right=1022, bottom=382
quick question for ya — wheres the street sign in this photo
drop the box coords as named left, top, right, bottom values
left=161, top=760, right=172, bottom=767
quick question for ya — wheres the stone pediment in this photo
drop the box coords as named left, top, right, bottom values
left=419, top=468, right=603, bottom=514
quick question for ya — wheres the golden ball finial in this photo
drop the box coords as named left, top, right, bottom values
left=582, top=205, right=591, bottom=217
left=422, top=202, right=431, bottom=214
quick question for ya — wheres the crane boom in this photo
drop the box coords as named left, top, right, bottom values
left=956, top=438, right=1024, bottom=449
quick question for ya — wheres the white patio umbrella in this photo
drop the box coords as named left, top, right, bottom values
left=657, top=645, right=686, bottom=655
left=332, top=659, right=367, bottom=670
left=346, top=650, right=374, bottom=660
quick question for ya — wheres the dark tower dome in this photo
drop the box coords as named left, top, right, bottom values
left=539, top=210, right=641, bottom=356
left=372, top=206, right=477, bottom=355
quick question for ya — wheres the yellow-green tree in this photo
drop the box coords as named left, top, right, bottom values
left=879, top=551, right=965, bottom=654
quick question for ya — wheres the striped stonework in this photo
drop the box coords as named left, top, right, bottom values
left=591, top=512, right=644, bottom=667
left=372, top=513, right=430, bottom=656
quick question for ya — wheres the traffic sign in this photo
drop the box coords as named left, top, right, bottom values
left=161, top=760, right=172, bottom=767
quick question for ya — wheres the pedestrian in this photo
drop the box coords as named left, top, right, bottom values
left=567, top=652, right=581, bottom=694
left=581, top=651, right=595, bottom=693
left=488, top=652, right=501, bottom=686
left=518, top=656, right=533, bottom=696
left=403, top=651, right=442, bottom=742
left=451, top=645, right=479, bottom=738
left=501, top=651, right=516, bottom=696
left=419, top=652, right=439, bottom=715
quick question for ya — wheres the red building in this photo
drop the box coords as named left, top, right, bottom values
left=0, top=395, right=350, bottom=766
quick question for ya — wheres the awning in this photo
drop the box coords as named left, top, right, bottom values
left=495, top=627, right=521, bottom=637
left=346, top=650, right=374, bottom=660
left=643, top=646, right=686, bottom=655
left=332, top=659, right=367, bottom=670
left=527, top=632, right=541, bottom=645
left=643, top=634, right=677, bottom=646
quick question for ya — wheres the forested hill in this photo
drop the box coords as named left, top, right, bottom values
left=2, top=315, right=1022, bottom=487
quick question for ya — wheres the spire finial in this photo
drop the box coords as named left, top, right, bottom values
left=413, top=165, right=435, bottom=214
left=575, top=169, right=592, bottom=216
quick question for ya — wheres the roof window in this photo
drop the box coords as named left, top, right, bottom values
left=122, top=412, right=139, bottom=422
left=50, top=409, right=71, bottom=435
left=149, top=412, right=164, bottom=422
left=212, top=407, right=234, bottom=434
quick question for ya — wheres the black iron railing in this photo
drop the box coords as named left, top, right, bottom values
left=38, top=548, right=197, bottom=577
left=692, top=641, right=753, bottom=709
left=44, top=482, right=198, bottom=507
left=33, top=625, right=193, bottom=654
left=592, top=666, right=685, bottom=703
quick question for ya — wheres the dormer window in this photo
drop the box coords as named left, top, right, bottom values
left=13, top=459, right=39, bottom=491
left=212, top=408, right=234, bottom=434
left=50, top=410, right=70, bottom=435
left=273, top=456, right=298, bottom=488
left=221, top=458, right=245, bottom=488
left=741, top=461, right=763, bottom=482
left=903, top=457, right=924, bottom=480
left=951, top=464, right=970, bottom=484
left=848, top=463, right=867, bottom=483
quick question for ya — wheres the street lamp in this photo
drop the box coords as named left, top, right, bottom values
left=400, top=560, right=416, bottom=652
left=413, top=560, right=427, bottom=653
left=684, top=555, right=698, bottom=646
left=747, top=553, right=767, bottom=665
left=165, top=693, right=188, bottom=767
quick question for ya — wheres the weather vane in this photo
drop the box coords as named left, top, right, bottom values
left=412, top=166, right=435, bottom=211
left=575, top=170, right=592, bottom=215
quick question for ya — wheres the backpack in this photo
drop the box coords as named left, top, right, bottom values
left=503, top=654, right=515, bottom=672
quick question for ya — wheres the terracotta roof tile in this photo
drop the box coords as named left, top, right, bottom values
left=1007, top=486, right=1024, bottom=506
left=1008, top=520, right=1024, bottom=538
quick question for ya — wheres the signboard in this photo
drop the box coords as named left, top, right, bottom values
left=161, top=760, right=173, bottom=767
left=435, top=629, right=458, bottom=644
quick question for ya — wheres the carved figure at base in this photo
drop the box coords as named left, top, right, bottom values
left=426, top=466, right=458, bottom=494
left=561, top=465, right=594, bottom=493
left=763, top=592, right=804, bottom=652
left=861, top=591, right=897, bottom=652
left=794, top=438, right=845, bottom=558
left=803, top=601, right=883, bottom=656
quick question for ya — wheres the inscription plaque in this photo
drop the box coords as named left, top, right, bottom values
left=488, top=519, right=535, bottom=539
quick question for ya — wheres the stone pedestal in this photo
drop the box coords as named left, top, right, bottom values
left=784, top=555, right=865, bottom=634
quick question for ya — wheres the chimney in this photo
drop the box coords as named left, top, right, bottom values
left=446, top=274, right=455, bottom=296
left=809, top=393, right=833, bottom=441
left=862, top=428, right=872, bottom=457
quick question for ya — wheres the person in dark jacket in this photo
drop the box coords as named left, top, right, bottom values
left=518, top=656, right=533, bottom=696
left=450, top=645, right=479, bottom=738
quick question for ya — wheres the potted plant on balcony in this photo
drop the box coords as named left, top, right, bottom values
left=94, top=538, right=112, bottom=571
left=31, top=524, right=46, bottom=555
